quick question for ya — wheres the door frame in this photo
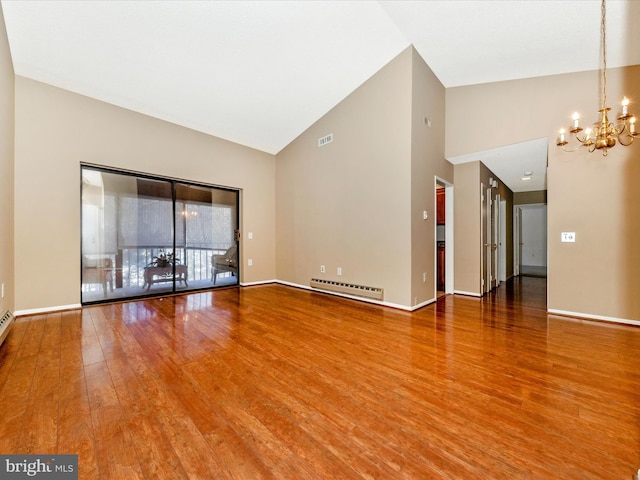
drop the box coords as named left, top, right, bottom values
left=498, top=199, right=507, bottom=282
left=485, top=185, right=493, bottom=293
left=514, top=205, right=522, bottom=277
left=434, top=177, right=454, bottom=295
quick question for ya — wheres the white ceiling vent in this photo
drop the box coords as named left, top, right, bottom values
left=318, top=133, right=333, bottom=147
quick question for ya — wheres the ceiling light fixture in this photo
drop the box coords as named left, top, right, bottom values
left=557, top=0, right=638, bottom=156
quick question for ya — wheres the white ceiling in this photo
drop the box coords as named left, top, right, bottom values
left=2, top=0, right=640, bottom=191
left=447, top=138, right=548, bottom=193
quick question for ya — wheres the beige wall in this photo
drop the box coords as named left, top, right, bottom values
left=14, top=77, right=276, bottom=312
left=410, top=48, right=452, bottom=305
left=0, top=6, right=14, bottom=315
left=12, top=46, right=449, bottom=312
left=447, top=65, right=640, bottom=322
left=453, top=162, right=481, bottom=294
left=453, top=161, right=513, bottom=295
left=276, top=47, right=415, bottom=306
left=514, top=190, right=547, bottom=205
left=276, top=47, right=451, bottom=308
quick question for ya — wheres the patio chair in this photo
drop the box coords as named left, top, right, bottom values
left=211, top=245, right=238, bottom=285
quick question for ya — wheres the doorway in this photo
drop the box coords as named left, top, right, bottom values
left=435, top=178, right=453, bottom=298
left=483, top=180, right=504, bottom=294
left=514, top=204, right=547, bottom=278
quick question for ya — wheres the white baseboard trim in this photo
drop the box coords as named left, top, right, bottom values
left=411, top=298, right=436, bottom=311
left=240, top=279, right=277, bottom=287
left=15, top=303, right=82, bottom=318
left=548, top=309, right=640, bottom=327
left=454, top=290, right=482, bottom=297
left=275, top=280, right=415, bottom=311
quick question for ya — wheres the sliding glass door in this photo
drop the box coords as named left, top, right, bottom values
left=175, top=183, right=239, bottom=291
left=81, top=166, right=239, bottom=304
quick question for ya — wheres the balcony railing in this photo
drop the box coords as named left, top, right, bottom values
left=82, top=245, right=233, bottom=294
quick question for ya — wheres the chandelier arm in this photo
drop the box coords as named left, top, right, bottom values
left=574, top=131, right=589, bottom=144
left=574, top=130, right=595, bottom=147
left=611, top=122, right=625, bottom=136
left=618, top=134, right=634, bottom=147
left=560, top=143, right=584, bottom=153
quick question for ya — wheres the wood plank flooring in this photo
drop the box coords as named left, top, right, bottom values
left=1, top=277, right=639, bottom=479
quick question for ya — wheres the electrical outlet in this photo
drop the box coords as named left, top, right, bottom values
left=1, top=283, right=4, bottom=299
left=248, top=259, right=253, bottom=266
left=337, top=267, right=342, bottom=276
left=320, top=265, right=325, bottom=273
left=423, top=272, right=427, bottom=283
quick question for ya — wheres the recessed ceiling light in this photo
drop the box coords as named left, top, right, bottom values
left=521, top=176, right=532, bottom=181
left=523, top=171, right=533, bottom=176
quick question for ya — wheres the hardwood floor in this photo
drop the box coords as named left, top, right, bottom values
left=1, top=277, right=638, bottom=479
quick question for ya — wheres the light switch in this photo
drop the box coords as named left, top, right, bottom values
left=561, top=232, right=576, bottom=242
left=248, top=232, right=253, bottom=240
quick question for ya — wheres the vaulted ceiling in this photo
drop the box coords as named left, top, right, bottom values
left=2, top=1, right=640, bottom=191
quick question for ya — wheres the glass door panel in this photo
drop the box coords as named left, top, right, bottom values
left=175, top=184, right=239, bottom=291
left=81, top=168, right=175, bottom=302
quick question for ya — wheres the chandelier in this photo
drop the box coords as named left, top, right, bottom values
left=557, top=0, right=638, bottom=156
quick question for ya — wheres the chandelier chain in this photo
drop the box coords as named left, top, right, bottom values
left=601, top=0, right=607, bottom=109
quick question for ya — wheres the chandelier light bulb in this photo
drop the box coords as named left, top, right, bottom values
left=621, top=96, right=630, bottom=118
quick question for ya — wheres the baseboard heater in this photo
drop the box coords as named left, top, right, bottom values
left=310, top=278, right=384, bottom=301
left=0, top=310, right=14, bottom=348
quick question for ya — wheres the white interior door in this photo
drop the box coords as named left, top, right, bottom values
left=480, top=183, right=485, bottom=293
left=486, top=187, right=492, bottom=293
left=499, top=199, right=507, bottom=282
left=514, top=206, right=522, bottom=276
left=444, top=184, right=454, bottom=294
left=492, top=194, right=499, bottom=288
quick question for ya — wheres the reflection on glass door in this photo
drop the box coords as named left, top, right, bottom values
left=175, top=183, right=239, bottom=292
left=81, top=166, right=239, bottom=304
